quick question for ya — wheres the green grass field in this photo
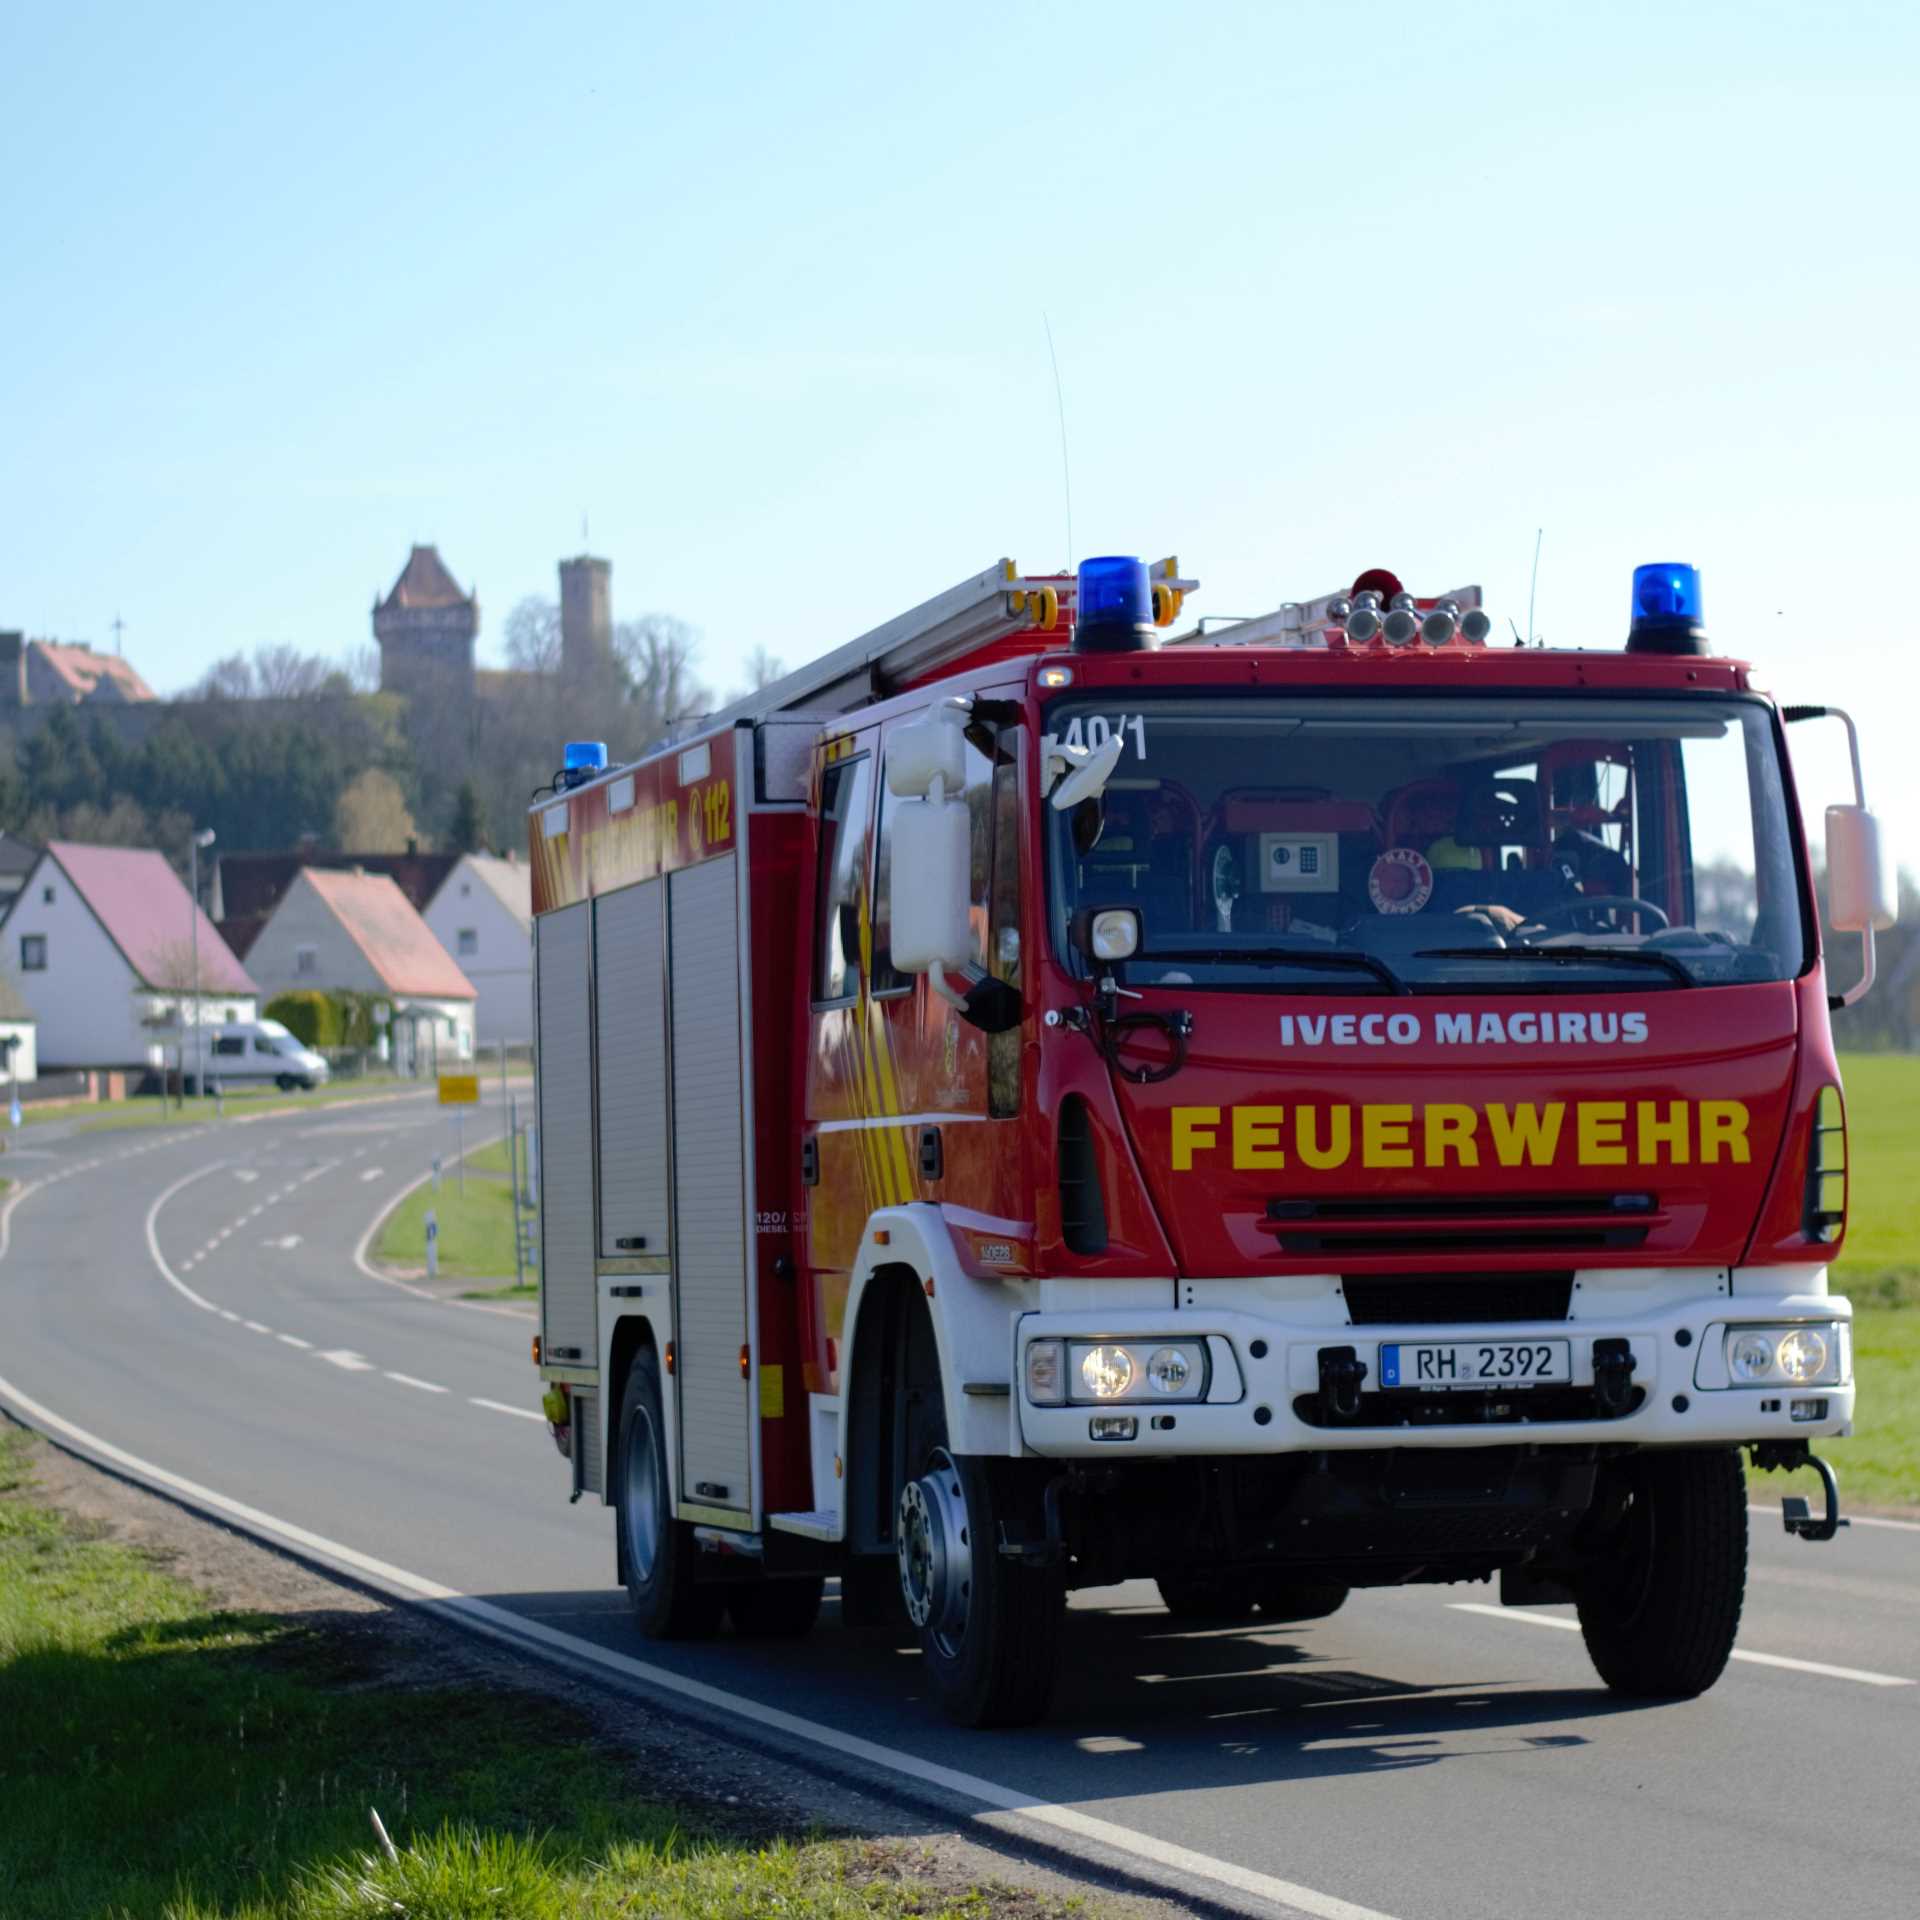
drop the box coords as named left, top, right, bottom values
left=1770, top=1053, right=1920, bottom=1513
left=16, top=1077, right=419, bottom=1135
left=0, top=1426, right=1058, bottom=1920
left=374, top=1137, right=528, bottom=1285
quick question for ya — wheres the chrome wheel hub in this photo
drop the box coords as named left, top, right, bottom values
left=896, top=1449, right=970, bottom=1648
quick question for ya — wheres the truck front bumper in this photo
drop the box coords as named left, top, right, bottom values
left=1014, top=1288, right=1854, bottom=1458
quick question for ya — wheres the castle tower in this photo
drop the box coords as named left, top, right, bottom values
left=374, top=546, right=478, bottom=700
left=558, top=554, right=612, bottom=677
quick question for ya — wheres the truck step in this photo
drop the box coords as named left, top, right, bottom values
left=768, top=1509, right=841, bottom=1542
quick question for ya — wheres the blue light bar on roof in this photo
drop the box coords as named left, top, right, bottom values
left=1627, top=563, right=1708, bottom=655
left=561, top=740, right=608, bottom=790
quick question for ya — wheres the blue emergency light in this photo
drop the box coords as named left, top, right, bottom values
left=1073, top=555, right=1156, bottom=655
left=1627, top=563, right=1708, bottom=655
left=561, top=740, right=608, bottom=789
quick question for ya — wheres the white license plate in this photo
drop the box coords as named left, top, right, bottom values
left=1378, top=1339, right=1571, bottom=1390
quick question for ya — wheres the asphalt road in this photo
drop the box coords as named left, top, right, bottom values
left=2, top=1091, right=1915, bottom=1920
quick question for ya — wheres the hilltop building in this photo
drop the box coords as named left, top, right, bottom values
left=559, top=554, right=613, bottom=677
left=0, top=632, right=155, bottom=712
left=374, top=545, right=479, bottom=701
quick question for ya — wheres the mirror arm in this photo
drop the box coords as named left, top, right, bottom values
left=927, top=961, right=971, bottom=1013
left=1832, top=927, right=1877, bottom=1012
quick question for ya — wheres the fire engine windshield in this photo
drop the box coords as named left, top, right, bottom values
left=1045, top=694, right=1806, bottom=992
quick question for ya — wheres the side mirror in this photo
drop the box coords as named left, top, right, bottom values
left=1826, top=805, right=1896, bottom=935
left=889, top=792, right=971, bottom=977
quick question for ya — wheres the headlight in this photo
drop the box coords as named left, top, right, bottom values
left=1721, top=1323, right=1845, bottom=1388
left=1025, top=1339, right=1064, bottom=1405
left=1050, top=1340, right=1209, bottom=1405
left=1080, top=1345, right=1134, bottom=1399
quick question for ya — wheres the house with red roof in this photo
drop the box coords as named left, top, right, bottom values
left=2, top=842, right=258, bottom=1070
left=244, top=868, right=477, bottom=1071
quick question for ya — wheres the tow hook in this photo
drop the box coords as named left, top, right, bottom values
left=1591, top=1338, right=1637, bottom=1417
left=1316, top=1346, right=1368, bottom=1424
left=1782, top=1451, right=1849, bottom=1544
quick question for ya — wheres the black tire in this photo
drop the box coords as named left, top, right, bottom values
left=276, top=1074, right=299, bottom=1092
left=613, top=1347, right=723, bottom=1639
left=890, top=1290, right=1061, bottom=1726
left=1575, top=1448, right=1747, bottom=1698
left=1253, top=1580, right=1348, bottom=1625
left=1156, top=1573, right=1257, bottom=1621
left=727, top=1575, right=825, bottom=1638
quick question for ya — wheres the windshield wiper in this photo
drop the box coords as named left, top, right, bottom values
left=1414, top=944, right=1697, bottom=988
left=1145, top=947, right=1410, bottom=995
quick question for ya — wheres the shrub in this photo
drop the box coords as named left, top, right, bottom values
left=265, top=990, right=341, bottom=1049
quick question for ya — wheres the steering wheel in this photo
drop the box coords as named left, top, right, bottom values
left=1528, top=894, right=1671, bottom=933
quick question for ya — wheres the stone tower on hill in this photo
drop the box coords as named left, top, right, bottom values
left=558, top=553, right=612, bottom=677
left=374, top=546, right=477, bottom=700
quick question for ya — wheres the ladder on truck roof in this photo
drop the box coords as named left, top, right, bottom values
left=692, top=554, right=1194, bottom=737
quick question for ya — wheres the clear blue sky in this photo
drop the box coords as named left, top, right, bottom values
left=4, top=1, right=1916, bottom=860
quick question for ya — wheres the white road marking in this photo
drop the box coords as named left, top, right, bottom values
left=264, top=1234, right=302, bottom=1250
left=277, top=1334, right=312, bottom=1350
left=360, top=1167, right=384, bottom=1181
left=219, top=1310, right=240, bottom=1322
left=472, top=1397, right=544, bottom=1421
left=1449, top=1603, right=1915, bottom=1686
left=242, top=1320, right=272, bottom=1335
left=316, top=1349, right=375, bottom=1372
left=0, top=1372, right=1401, bottom=1920
left=233, top=1170, right=259, bottom=1184
left=1748, top=1502, right=1920, bottom=1536
left=386, top=1371, right=448, bottom=1394
left=142, top=1162, right=230, bottom=1313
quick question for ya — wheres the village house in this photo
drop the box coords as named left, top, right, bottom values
left=422, top=852, right=531, bottom=1048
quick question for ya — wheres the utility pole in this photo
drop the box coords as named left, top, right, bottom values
left=190, top=828, right=216, bottom=1100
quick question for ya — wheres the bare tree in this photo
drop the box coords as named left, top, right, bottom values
left=253, top=644, right=348, bottom=699
left=504, top=597, right=562, bottom=674
left=193, top=654, right=256, bottom=700
left=616, top=614, right=710, bottom=734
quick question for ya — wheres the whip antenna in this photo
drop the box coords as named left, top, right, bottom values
left=1043, top=312, right=1073, bottom=567
left=1527, top=526, right=1543, bottom=645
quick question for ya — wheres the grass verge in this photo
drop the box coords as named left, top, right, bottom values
left=375, top=1150, right=523, bottom=1284
left=0, top=1424, right=1076, bottom=1920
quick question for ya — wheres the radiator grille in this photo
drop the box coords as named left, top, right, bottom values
left=1343, top=1271, right=1574, bottom=1325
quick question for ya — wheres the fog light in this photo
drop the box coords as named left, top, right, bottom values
left=1790, top=1397, right=1830, bottom=1423
left=1026, top=1339, right=1064, bottom=1405
left=1081, top=1345, right=1134, bottom=1399
left=1147, top=1347, right=1191, bottom=1394
left=1729, top=1333, right=1776, bottom=1382
left=1089, top=1414, right=1138, bottom=1441
left=1777, top=1328, right=1828, bottom=1383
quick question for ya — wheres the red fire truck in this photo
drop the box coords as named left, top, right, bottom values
left=528, top=553, right=1895, bottom=1726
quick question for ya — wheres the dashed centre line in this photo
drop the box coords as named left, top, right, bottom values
left=386, top=1372, right=449, bottom=1394
left=472, top=1397, right=544, bottom=1422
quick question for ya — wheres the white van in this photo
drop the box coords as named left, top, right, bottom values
left=189, top=1020, right=331, bottom=1093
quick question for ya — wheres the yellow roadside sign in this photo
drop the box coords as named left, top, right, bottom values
left=438, top=1073, right=480, bottom=1106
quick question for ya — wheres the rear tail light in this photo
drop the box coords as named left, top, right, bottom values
left=1805, top=1087, right=1846, bottom=1244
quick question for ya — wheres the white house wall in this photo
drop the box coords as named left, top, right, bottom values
left=0, top=1020, right=37, bottom=1084
left=245, top=876, right=389, bottom=1000
left=423, top=859, right=531, bottom=1047
left=4, top=869, right=149, bottom=1069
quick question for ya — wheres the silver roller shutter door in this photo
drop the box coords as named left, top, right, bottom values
left=667, top=854, right=751, bottom=1511
left=535, top=901, right=596, bottom=1365
left=594, top=879, right=669, bottom=1259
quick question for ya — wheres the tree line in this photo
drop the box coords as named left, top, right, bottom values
left=0, top=599, right=783, bottom=870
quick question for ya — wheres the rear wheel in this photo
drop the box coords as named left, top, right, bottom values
left=614, top=1347, right=722, bottom=1639
left=1575, top=1448, right=1746, bottom=1697
left=727, top=1576, right=824, bottom=1638
left=275, top=1074, right=299, bottom=1091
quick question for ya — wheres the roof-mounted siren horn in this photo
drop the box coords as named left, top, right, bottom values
left=1628, top=562, right=1709, bottom=655
left=1382, top=593, right=1421, bottom=647
left=1072, top=555, right=1158, bottom=654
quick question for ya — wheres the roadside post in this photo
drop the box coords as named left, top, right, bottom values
left=425, top=1209, right=438, bottom=1278
left=438, top=1071, right=479, bottom=1199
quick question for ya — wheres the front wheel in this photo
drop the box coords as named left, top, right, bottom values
left=276, top=1074, right=300, bottom=1092
left=1252, top=1579, right=1347, bottom=1625
left=1575, top=1448, right=1746, bottom=1697
left=614, top=1347, right=722, bottom=1639
left=899, top=1449, right=1062, bottom=1726
left=1156, top=1573, right=1256, bottom=1621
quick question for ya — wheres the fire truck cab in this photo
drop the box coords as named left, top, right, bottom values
left=529, top=554, right=1896, bottom=1726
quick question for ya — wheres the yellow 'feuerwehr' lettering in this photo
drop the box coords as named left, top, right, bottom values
left=1577, top=1101, right=1628, bottom=1166
left=1423, top=1104, right=1480, bottom=1168
left=1637, top=1100, right=1690, bottom=1164
left=1171, top=1107, right=1220, bottom=1171
left=1296, top=1106, right=1351, bottom=1170
left=1362, top=1103, right=1414, bottom=1168
left=1232, top=1106, right=1286, bottom=1170
left=1698, top=1100, right=1751, bottom=1164
left=1485, top=1102, right=1566, bottom=1168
